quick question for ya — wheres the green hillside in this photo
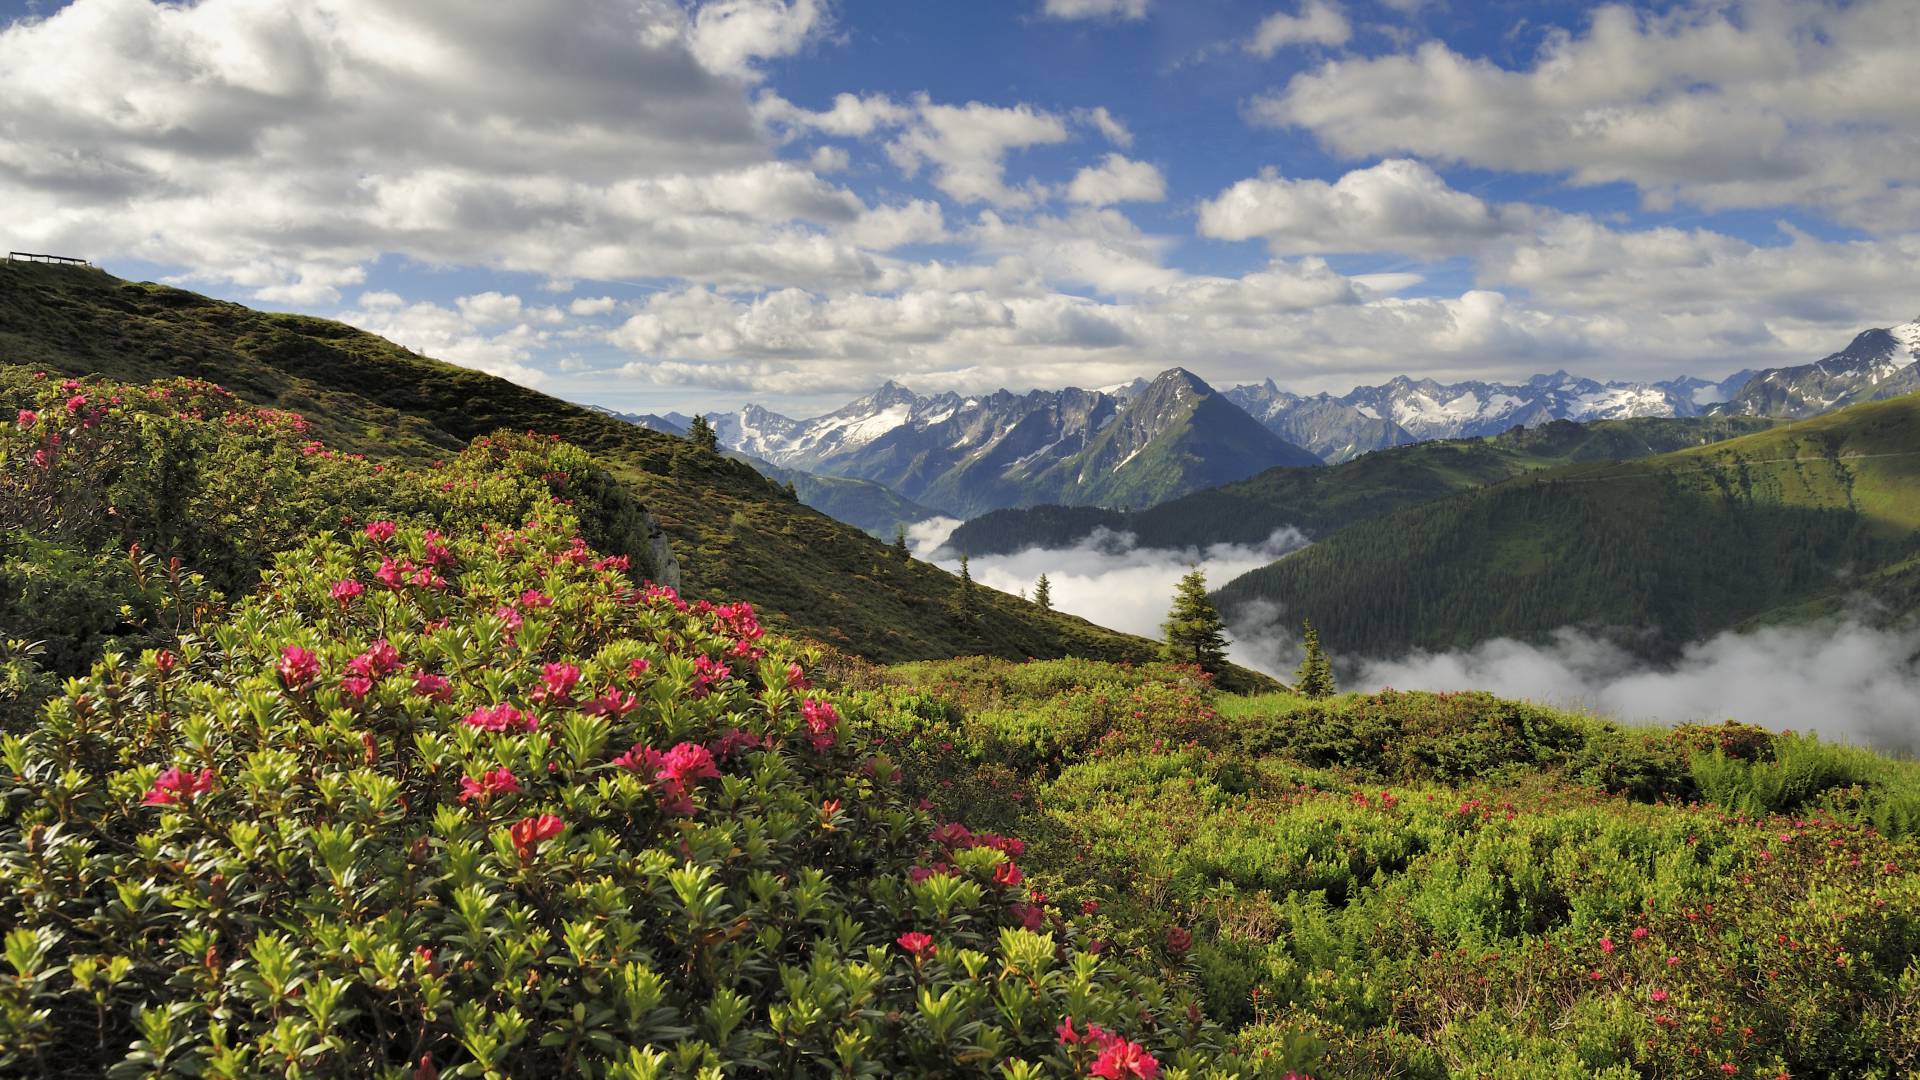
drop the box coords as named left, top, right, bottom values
left=948, top=415, right=1777, bottom=556
left=0, top=261, right=1149, bottom=666
left=1214, top=391, right=1920, bottom=658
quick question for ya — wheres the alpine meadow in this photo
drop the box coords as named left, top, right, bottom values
left=3, top=2, right=1919, bottom=1079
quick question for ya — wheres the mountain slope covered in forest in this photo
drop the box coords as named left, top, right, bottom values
left=1213, top=390, right=1920, bottom=658
left=946, top=415, right=1779, bottom=556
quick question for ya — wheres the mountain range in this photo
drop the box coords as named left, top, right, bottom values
left=618, top=317, right=1919, bottom=531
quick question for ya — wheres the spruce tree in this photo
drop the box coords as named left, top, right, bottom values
left=1294, top=618, right=1336, bottom=699
left=893, top=527, right=910, bottom=557
left=1033, top=573, right=1053, bottom=611
left=782, top=478, right=799, bottom=501
left=955, top=555, right=977, bottom=620
left=1161, top=568, right=1228, bottom=674
left=686, top=414, right=719, bottom=453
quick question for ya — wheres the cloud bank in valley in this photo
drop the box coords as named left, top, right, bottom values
left=1232, top=600, right=1920, bottom=752
left=904, top=521, right=1920, bottom=753
left=1353, top=621, right=1920, bottom=753
left=905, top=518, right=1309, bottom=641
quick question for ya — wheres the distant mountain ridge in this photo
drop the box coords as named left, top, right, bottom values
left=1719, top=320, right=1920, bottom=418
left=705, top=368, right=1321, bottom=518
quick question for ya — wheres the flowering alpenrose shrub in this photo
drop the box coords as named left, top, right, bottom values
left=0, top=514, right=1244, bottom=1077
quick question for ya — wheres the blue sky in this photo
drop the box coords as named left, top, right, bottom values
left=3, top=0, right=1917, bottom=417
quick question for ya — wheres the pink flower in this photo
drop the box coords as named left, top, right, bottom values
left=1600, top=937, right=1615, bottom=955
left=518, top=589, right=552, bottom=609
left=1650, top=989, right=1669, bottom=1003
left=342, top=674, right=374, bottom=700
left=347, top=640, right=401, bottom=680
left=508, top=814, right=564, bottom=861
left=330, top=579, right=364, bottom=605
left=532, top=662, right=580, bottom=703
left=1165, top=927, right=1193, bottom=955
left=613, top=741, right=720, bottom=815
left=1089, top=1034, right=1160, bottom=1080
left=786, top=662, right=810, bottom=690
left=458, top=768, right=521, bottom=804
left=1081, top=900, right=1100, bottom=915
left=710, top=727, right=759, bottom=759
left=931, top=822, right=973, bottom=848
left=896, top=932, right=936, bottom=958
left=493, top=605, right=523, bottom=630
left=277, top=646, right=320, bottom=689
left=463, top=703, right=536, bottom=733
left=14, top=409, right=36, bottom=427
left=143, top=766, right=215, bottom=806
left=154, top=649, right=176, bottom=676
left=626, top=658, right=652, bottom=680
left=1631, top=926, right=1650, bottom=941
left=364, top=520, right=397, bottom=542
left=801, top=698, right=839, bottom=750
left=689, top=655, right=730, bottom=699
left=64, top=394, right=87, bottom=412
left=375, top=558, right=403, bottom=588
left=580, top=687, right=639, bottom=719
left=1009, top=903, right=1045, bottom=931
left=1057, top=1018, right=1082, bottom=1045
left=412, top=672, right=453, bottom=702
left=993, top=861, right=1024, bottom=888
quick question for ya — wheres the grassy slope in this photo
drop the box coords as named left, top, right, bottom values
left=1214, top=391, right=1920, bottom=657
left=0, top=262, right=1159, bottom=666
left=947, top=415, right=1778, bottom=556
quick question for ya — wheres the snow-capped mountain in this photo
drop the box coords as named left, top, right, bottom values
left=1227, top=370, right=1756, bottom=459
left=701, top=370, right=1319, bottom=518
left=1720, top=320, right=1920, bottom=418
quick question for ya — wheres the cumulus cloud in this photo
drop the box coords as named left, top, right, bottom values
left=569, top=296, right=620, bottom=317
left=907, top=520, right=1310, bottom=641
left=1198, top=159, right=1529, bottom=256
left=1247, top=0, right=1351, bottom=56
left=886, top=99, right=1073, bottom=208
left=339, top=296, right=555, bottom=387
left=1352, top=621, right=1920, bottom=753
left=1251, top=0, right=1920, bottom=226
left=685, top=0, right=825, bottom=81
left=1041, top=0, right=1151, bottom=21
left=1067, top=154, right=1167, bottom=206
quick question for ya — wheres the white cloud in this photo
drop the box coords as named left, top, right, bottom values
left=1080, top=106, right=1134, bottom=148
left=1350, top=620, right=1920, bottom=754
left=340, top=297, right=552, bottom=387
left=456, top=291, right=525, bottom=325
left=1067, top=154, right=1167, bottom=206
left=809, top=145, right=851, bottom=172
left=755, top=91, right=912, bottom=138
left=1247, top=0, right=1351, bottom=56
left=886, top=98, right=1073, bottom=208
left=1197, top=159, right=1525, bottom=256
left=569, top=296, right=619, bottom=317
left=1040, top=0, right=1151, bottom=21
left=685, top=0, right=825, bottom=81
left=909, top=520, right=1311, bottom=643
left=1251, top=0, right=1920, bottom=226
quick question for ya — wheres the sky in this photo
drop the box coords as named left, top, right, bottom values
left=4, top=0, right=1919, bottom=418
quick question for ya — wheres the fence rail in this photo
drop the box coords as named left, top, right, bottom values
left=7, top=251, right=91, bottom=266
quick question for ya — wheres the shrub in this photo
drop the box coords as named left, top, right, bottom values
left=0, top=487, right=1236, bottom=1077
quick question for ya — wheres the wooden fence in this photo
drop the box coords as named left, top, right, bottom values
left=7, top=251, right=91, bottom=266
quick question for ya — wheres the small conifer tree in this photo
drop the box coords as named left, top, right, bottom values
left=956, top=555, right=976, bottom=618
left=893, top=527, right=910, bottom=557
left=1294, top=618, right=1336, bottom=699
left=1033, top=572, right=1053, bottom=611
left=782, top=478, right=799, bottom=501
left=686, top=414, right=719, bottom=453
left=1161, top=567, right=1228, bottom=674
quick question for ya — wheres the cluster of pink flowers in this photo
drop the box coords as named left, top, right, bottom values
left=375, top=556, right=446, bottom=591
left=458, top=768, right=522, bottom=804
left=463, top=703, right=537, bottom=734
left=364, top=520, right=397, bottom=543
left=142, top=766, right=216, bottom=806
left=711, top=601, right=765, bottom=657
left=801, top=698, right=839, bottom=750
left=277, top=645, right=321, bottom=690
left=613, top=740, right=720, bottom=815
left=689, top=655, right=730, bottom=699
left=1057, top=1019, right=1159, bottom=1079
left=896, top=931, right=936, bottom=959
left=413, top=672, right=453, bottom=702
left=341, top=640, right=402, bottom=698
left=530, top=662, right=580, bottom=704
left=15, top=409, right=36, bottom=427
left=580, top=686, right=639, bottom=719
left=330, top=579, right=364, bottom=606
left=508, top=814, right=564, bottom=861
